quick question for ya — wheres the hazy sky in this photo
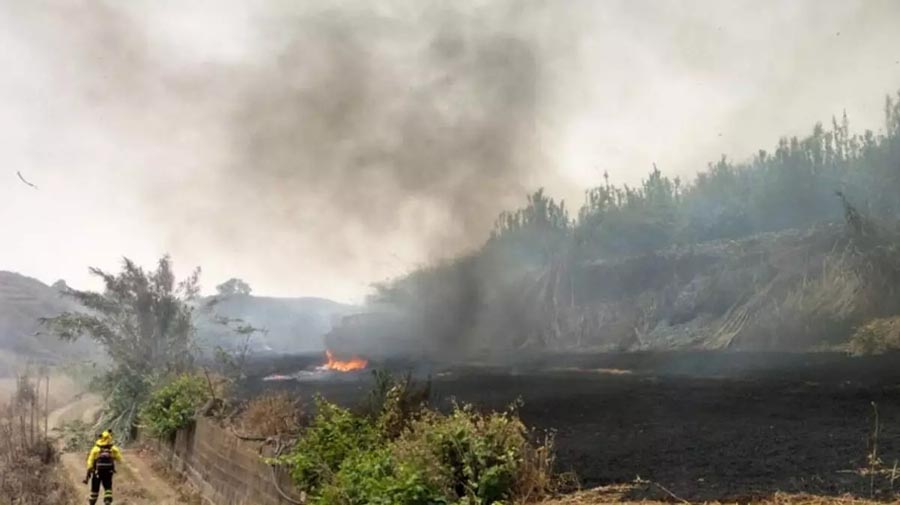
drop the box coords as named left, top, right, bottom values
left=1, top=0, right=899, bottom=303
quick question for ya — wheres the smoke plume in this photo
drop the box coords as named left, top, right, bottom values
left=1, top=0, right=899, bottom=300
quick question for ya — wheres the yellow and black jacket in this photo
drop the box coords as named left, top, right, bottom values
left=86, top=431, right=122, bottom=473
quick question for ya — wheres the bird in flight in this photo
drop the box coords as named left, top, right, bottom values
left=17, top=171, right=38, bottom=189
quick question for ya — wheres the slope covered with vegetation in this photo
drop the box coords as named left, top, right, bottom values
left=0, top=272, right=94, bottom=373
left=195, top=292, right=355, bottom=354
left=352, top=90, right=900, bottom=358
left=0, top=269, right=351, bottom=376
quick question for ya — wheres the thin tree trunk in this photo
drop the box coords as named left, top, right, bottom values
left=45, top=374, right=50, bottom=438
left=30, top=377, right=36, bottom=448
left=19, top=411, right=27, bottom=452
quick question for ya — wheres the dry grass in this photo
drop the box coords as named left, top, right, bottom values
left=848, top=317, right=900, bottom=356
left=515, top=431, right=578, bottom=504
left=538, top=485, right=897, bottom=505
left=0, top=373, right=83, bottom=412
left=237, top=391, right=303, bottom=437
left=0, top=453, right=77, bottom=505
left=0, top=372, right=77, bottom=505
left=147, top=451, right=204, bottom=505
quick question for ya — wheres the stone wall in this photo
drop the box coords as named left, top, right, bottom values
left=145, top=418, right=300, bottom=505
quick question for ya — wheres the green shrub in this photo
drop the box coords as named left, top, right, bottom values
left=93, top=366, right=156, bottom=439
left=369, top=370, right=430, bottom=439
left=279, top=380, right=555, bottom=505
left=279, top=397, right=381, bottom=496
left=140, top=374, right=210, bottom=438
left=394, top=404, right=532, bottom=505
left=319, top=448, right=447, bottom=505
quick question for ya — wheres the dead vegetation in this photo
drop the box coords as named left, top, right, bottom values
left=147, top=452, right=204, bottom=505
left=539, top=485, right=897, bottom=505
left=848, top=317, right=900, bottom=355
left=492, top=192, right=900, bottom=356
left=237, top=391, right=303, bottom=437
left=0, top=371, right=76, bottom=505
left=498, top=224, right=862, bottom=352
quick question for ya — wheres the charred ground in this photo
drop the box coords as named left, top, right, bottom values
left=241, top=351, right=900, bottom=502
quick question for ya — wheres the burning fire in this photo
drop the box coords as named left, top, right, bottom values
left=321, top=350, right=368, bottom=372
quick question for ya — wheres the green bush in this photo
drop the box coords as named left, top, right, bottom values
left=94, top=366, right=156, bottom=439
left=140, top=374, right=210, bottom=438
left=394, top=405, right=531, bottom=505
left=368, top=370, right=430, bottom=439
left=279, top=379, right=554, bottom=505
left=319, top=448, right=447, bottom=505
left=279, top=397, right=381, bottom=496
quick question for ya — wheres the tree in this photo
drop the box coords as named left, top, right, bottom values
left=41, top=255, right=201, bottom=435
left=489, top=188, right=571, bottom=265
left=376, top=89, right=900, bottom=356
left=216, top=278, right=252, bottom=297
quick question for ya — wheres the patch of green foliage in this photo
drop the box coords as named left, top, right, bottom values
left=394, top=404, right=531, bottom=505
left=91, top=366, right=156, bottom=437
left=41, top=256, right=201, bottom=440
left=277, top=373, right=553, bottom=505
left=41, top=257, right=258, bottom=440
left=368, top=370, right=431, bottom=439
left=319, top=448, right=447, bottom=505
left=140, top=374, right=210, bottom=438
left=282, top=398, right=381, bottom=496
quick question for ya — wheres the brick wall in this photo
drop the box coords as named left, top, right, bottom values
left=145, top=418, right=301, bottom=505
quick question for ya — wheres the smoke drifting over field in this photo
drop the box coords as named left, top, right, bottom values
left=216, top=5, right=546, bottom=267
left=1, top=1, right=899, bottom=300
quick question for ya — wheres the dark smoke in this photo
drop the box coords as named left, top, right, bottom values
left=2, top=0, right=569, bottom=298
left=5, top=0, right=900, bottom=300
left=161, top=3, right=553, bottom=272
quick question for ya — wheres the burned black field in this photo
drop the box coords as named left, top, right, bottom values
left=240, top=352, right=900, bottom=501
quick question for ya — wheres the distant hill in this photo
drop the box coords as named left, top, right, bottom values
left=0, top=271, right=91, bottom=364
left=196, top=294, right=357, bottom=354
left=0, top=271, right=356, bottom=371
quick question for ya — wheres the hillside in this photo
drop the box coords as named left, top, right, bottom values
left=0, top=271, right=355, bottom=373
left=327, top=224, right=876, bottom=359
left=476, top=223, right=873, bottom=353
left=196, top=294, right=357, bottom=353
left=0, top=271, right=90, bottom=365
left=327, top=90, right=900, bottom=361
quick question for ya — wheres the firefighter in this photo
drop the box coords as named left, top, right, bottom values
left=83, top=430, right=122, bottom=505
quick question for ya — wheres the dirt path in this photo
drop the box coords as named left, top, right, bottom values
left=49, top=394, right=198, bottom=504
left=48, top=392, right=103, bottom=428
left=60, top=450, right=194, bottom=505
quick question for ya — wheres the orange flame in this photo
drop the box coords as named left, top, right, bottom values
left=322, top=350, right=368, bottom=372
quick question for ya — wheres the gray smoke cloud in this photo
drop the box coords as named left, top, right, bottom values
left=1, top=0, right=899, bottom=301
left=198, top=4, right=546, bottom=265
left=141, top=1, right=568, bottom=294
